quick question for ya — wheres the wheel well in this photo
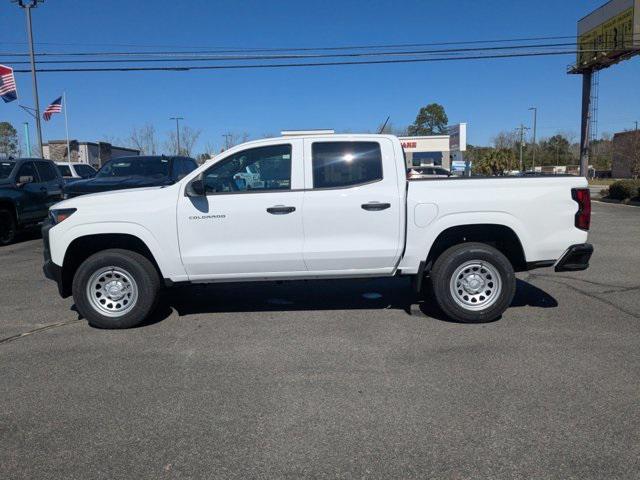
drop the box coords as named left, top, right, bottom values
left=426, top=224, right=527, bottom=272
left=0, top=200, right=17, bottom=220
left=61, top=233, right=161, bottom=296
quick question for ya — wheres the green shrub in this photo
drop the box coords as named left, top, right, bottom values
left=607, top=179, right=640, bottom=200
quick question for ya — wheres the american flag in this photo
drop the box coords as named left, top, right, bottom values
left=0, top=64, right=17, bottom=103
left=43, top=96, right=63, bottom=121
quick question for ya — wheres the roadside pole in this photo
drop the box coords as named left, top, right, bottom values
left=63, top=91, right=71, bottom=163
left=23, top=122, right=31, bottom=156
left=579, top=70, right=593, bottom=177
left=21, top=1, right=44, bottom=157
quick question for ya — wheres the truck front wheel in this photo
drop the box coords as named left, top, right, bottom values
left=72, top=249, right=160, bottom=329
left=429, top=242, right=516, bottom=323
left=0, top=208, right=17, bottom=246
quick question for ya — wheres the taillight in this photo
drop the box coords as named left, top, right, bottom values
left=571, top=188, right=591, bottom=231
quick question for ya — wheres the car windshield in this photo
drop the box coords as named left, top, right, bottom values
left=96, top=157, right=170, bottom=178
left=0, top=161, right=15, bottom=179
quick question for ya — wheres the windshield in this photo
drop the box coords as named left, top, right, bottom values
left=96, top=157, right=170, bottom=179
left=0, top=161, right=15, bottom=179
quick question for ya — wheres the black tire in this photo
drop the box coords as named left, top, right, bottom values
left=428, top=242, right=516, bottom=323
left=0, top=208, right=17, bottom=246
left=72, top=249, right=160, bottom=329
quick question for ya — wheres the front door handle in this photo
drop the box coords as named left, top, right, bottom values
left=361, top=202, right=391, bottom=211
left=267, top=205, right=296, bottom=215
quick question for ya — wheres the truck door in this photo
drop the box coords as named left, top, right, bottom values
left=14, top=161, right=45, bottom=223
left=34, top=161, right=64, bottom=215
left=177, top=140, right=307, bottom=279
left=302, top=138, right=403, bottom=273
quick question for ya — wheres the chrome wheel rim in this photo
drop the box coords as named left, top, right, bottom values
left=87, top=266, right=138, bottom=317
left=449, top=260, right=502, bottom=311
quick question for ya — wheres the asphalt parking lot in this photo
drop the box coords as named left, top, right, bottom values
left=1, top=201, right=639, bottom=479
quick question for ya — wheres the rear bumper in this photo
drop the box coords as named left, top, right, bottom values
left=554, top=243, right=594, bottom=272
left=42, top=221, right=69, bottom=298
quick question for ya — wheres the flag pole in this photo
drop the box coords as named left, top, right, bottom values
left=63, top=91, right=71, bottom=163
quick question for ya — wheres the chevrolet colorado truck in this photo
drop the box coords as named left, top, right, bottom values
left=42, top=134, right=593, bottom=329
left=1, top=158, right=64, bottom=245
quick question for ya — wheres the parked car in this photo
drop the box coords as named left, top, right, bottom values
left=408, top=166, right=452, bottom=178
left=62, top=155, right=198, bottom=198
left=43, top=134, right=592, bottom=328
left=0, top=158, right=64, bottom=245
left=55, top=162, right=97, bottom=181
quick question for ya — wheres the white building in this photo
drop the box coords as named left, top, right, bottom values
left=399, top=123, right=468, bottom=173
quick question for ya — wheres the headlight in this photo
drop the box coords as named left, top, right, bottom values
left=49, top=208, right=76, bottom=225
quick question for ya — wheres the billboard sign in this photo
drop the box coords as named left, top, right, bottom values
left=576, top=0, right=640, bottom=71
left=447, top=123, right=467, bottom=152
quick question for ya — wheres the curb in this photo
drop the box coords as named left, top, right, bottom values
left=595, top=198, right=640, bottom=207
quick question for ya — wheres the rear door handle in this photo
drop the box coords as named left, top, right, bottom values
left=361, top=202, right=391, bottom=211
left=267, top=205, right=296, bottom=215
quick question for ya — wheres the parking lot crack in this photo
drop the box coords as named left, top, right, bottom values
left=0, top=319, right=83, bottom=346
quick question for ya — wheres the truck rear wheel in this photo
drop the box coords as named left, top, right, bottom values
left=429, top=242, right=516, bottom=323
left=0, top=208, right=17, bottom=246
left=72, top=249, right=160, bottom=329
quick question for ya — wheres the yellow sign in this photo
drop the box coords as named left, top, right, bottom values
left=578, top=6, right=636, bottom=68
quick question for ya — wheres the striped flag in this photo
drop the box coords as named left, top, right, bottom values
left=43, top=96, right=63, bottom=121
left=0, top=64, right=17, bottom=103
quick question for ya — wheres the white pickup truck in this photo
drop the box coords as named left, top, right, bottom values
left=43, top=133, right=593, bottom=329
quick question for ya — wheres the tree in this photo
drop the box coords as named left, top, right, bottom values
left=541, top=134, right=571, bottom=166
left=407, top=103, right=449, bottom=136
left=165, top=125, right=201, bottom=156
left=471, top=148, right=515, bottom=176
left=127, top=124, right=158, bottom=155
left=492, top=130, right=518, bottom=151
left=0, top=122, right=19, bottom=158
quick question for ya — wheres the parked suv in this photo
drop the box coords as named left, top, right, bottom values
left=62, top=155, right=198, bottom=198
left=0, top=158, right=64, bottom=245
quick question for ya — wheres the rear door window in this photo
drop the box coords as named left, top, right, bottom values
left=17, top=162, right=38, bottom=182
left=311, top=141, right=382, bottom=189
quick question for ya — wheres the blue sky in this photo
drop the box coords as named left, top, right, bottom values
left=1, top=0, right=639, bottom=153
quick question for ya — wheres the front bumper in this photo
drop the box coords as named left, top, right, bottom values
left=554, top=243, right=594, bottom=272
left=42, top=220, right=68, bottom=297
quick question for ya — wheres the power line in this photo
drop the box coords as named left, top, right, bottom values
left=0, top=34, right=582, bottom=53
left=11, top=50, right=582, bottom=73
left=0, top=42, right=581, bottom=65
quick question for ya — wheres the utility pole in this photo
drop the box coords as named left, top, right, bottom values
left=170, top=117, right=183, bottom=155
left=14, top=0, right=44, bottom=157
left=222, top=133, right=233, bottom=150
left=635, top=121, right=638, bottom=131
left=516, top=124, right=529, bottom=172
left=529, top=107, right=537, bottom=170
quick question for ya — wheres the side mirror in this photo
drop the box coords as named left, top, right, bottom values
left=18, top=175, right=34, bottom=186
left=186, top=178, right=205, bottom=197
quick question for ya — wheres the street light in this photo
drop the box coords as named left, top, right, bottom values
left=528, top=107, right=537, bottom=170
left=13, top=0, right=44, bottom=157
left=170, top=117, right=183, bottom=155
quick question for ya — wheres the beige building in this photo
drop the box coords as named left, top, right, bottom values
left=612, top=130, right=640, bottom=178
left=43, top=140, right=140, bottom=169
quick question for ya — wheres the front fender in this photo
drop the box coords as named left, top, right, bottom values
left=49, top=221, right=186, bottom=280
